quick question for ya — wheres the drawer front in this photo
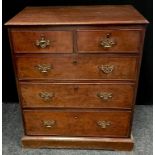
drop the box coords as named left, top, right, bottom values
left=77, top=29, right=142, bottom=53
left=11, top=30, right=73, bottom=53
left=16, top=55, right=138, bottom=80
left=24, top=110, right=131, bottom=137
left=20, top=83, right=135, bottom=109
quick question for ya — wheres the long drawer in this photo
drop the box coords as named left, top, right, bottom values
left=16, top=54, right=138, bottom=80
left=20, top=82, right=135, bottom=109
left=23, top=110, right=131, bottom=137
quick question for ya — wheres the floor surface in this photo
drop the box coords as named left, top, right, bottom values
left=2, top=104, right=153, bottom=155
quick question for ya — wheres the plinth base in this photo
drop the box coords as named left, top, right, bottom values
left=22, top=135, right=134, bottom=151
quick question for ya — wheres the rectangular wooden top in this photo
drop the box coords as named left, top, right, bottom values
left=5, top=5, right=148, bottom=26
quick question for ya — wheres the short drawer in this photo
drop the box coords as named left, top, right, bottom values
left=11, top=30, right=73, bottom=53
left=77, top=29, right=142, bottom=53
left=23, top=110, right=131, bottom=137
left=16, top=54, right=138, bottom=80
left=20, top=83, right=135, bottom=109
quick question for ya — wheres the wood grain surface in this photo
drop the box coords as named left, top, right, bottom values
left=22, top=135, right=134, bottom=150
left=5, top=5, right=148, bottom=26
left=11, top=30, right=73, bottom=53
left=20, top=82, right=135, bottom=109
left=77, top=29, right=142, bottom=53
left=23, top=110, right=131, bottom=137
left=16, top=54, right=138, bottom=80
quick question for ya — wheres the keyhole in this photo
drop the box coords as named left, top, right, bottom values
left=74, top=85, right=79, bottom=91
left=106, top=33, right=111, bottom=38
left=41, top=33, right=45, bottom=37
left=72, top=60, right=78, bottom=65
left=74, top=116, right=78, bottom=119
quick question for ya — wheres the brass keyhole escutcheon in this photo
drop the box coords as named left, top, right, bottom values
left=74, top=116, right=78, bottom=119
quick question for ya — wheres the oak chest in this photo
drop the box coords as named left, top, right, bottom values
left=5, top=5, right=148, bottom=150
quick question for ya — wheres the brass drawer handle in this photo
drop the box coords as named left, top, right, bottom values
left=97, top=121, right=111, bottom=128
left=97, top=92, right=113, bottom=101
left=36, top=36, right=50, bottom=48
left=99, top=65, right=114, bottom=74
left=35, top=64, right=53, bottom=73
left=39, top=92, right=55, bottom=101
left=43, top=120, right=56, bottom=128
left=100, top=33, right=116, bottom=48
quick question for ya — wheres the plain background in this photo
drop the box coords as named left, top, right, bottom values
left=2, top=0, right=153, bottom=105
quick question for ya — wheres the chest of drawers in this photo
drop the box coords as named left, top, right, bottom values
left=5, top=5, right=148, bottom=150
